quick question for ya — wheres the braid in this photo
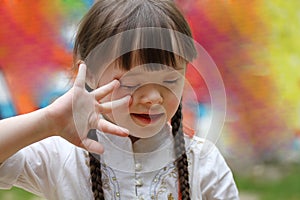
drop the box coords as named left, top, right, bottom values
left=88, top=129, right=105, bottom=200
left=171, top=103, right=191, bottom=200
left=89, top=153, right=105, bottom=200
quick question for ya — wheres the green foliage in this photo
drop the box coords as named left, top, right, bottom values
left=0, top=187, right=42, bottom=200
left=236, top=165, right=300, bottom=200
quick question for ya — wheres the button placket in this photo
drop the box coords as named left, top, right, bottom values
left=134, top=159, right=145, bottom=198
left=134, top=161, right=143, bottom=187
left=134, top=173, right=145, bottom=198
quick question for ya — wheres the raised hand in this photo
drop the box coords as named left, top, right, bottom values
left=46, top=64, right=130, bottom=154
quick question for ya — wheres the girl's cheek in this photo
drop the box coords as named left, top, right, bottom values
left=167, top=94, right=181, bottom=115
left=112, top=88, right=131, bottom=101
left=168, top=99, right=179, bottom=110
left=100, top=89, right=128, bottom=104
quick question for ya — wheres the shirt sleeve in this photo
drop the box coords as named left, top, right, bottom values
left=0, top=136, right=73, bottom=197
left=198, top=141, right=240, bottom=200
left=0, top=149, right=26, bottom=189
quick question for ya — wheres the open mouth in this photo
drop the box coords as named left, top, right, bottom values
left=130, top=113, right=164, bottom=125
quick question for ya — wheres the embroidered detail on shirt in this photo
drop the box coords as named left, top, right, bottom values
left=168, top=193, right=175, bottom=200
left=150, top=163, right=178, bottom=200
left=101, top=164, right=121, bottom=200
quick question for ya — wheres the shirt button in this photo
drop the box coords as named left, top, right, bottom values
left=135, top=178, right=143, bottom=187
left=135, top=163, right=142, bottom=171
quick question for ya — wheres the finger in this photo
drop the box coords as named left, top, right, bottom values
left=91, top=80, right=120, bottom=100
left=74, top=64, right=87, bottom=88
left=97, top=118, right=129, bottom=136
left=96, top=95, right=131, bottom=113
left=80, top=138, right=104, bottom=154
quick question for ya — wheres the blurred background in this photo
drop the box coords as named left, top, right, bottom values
left=0, top=0, right=299, bottom=199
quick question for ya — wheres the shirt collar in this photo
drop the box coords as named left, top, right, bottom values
left=96, top=123, right=176, bottom=173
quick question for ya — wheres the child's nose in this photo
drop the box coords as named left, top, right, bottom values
left=138, top=84, right=163, bottom=105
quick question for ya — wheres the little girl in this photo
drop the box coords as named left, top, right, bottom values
left=0, top=0, right=239, bottom=199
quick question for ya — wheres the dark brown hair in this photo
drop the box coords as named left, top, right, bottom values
left=74, top=0, right=196, bottom=199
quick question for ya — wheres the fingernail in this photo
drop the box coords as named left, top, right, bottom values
left=77, top=60, right=85, bottom=67
left=120, top=127, right=129, bottom=136
left=113, top=79, right=120, bottom=87
left=79, top=63, right=86, bottom=69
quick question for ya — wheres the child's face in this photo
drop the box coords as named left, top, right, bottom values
left=97, top=63, right=185, bottom=138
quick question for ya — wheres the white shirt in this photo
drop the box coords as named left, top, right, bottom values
left=0, top=125, right=239, bottom=200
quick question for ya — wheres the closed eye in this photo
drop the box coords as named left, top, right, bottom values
left=163, top=78, right=179, bottom=84
left=120, top=84, right=140, bottom=90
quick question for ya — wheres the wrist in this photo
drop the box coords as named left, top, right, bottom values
left=42, top=106, right=62, bottom=137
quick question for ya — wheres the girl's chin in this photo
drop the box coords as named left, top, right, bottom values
left=128, top=129, right=160, bottom=138
left=127, top=119, right=167, bottom=139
